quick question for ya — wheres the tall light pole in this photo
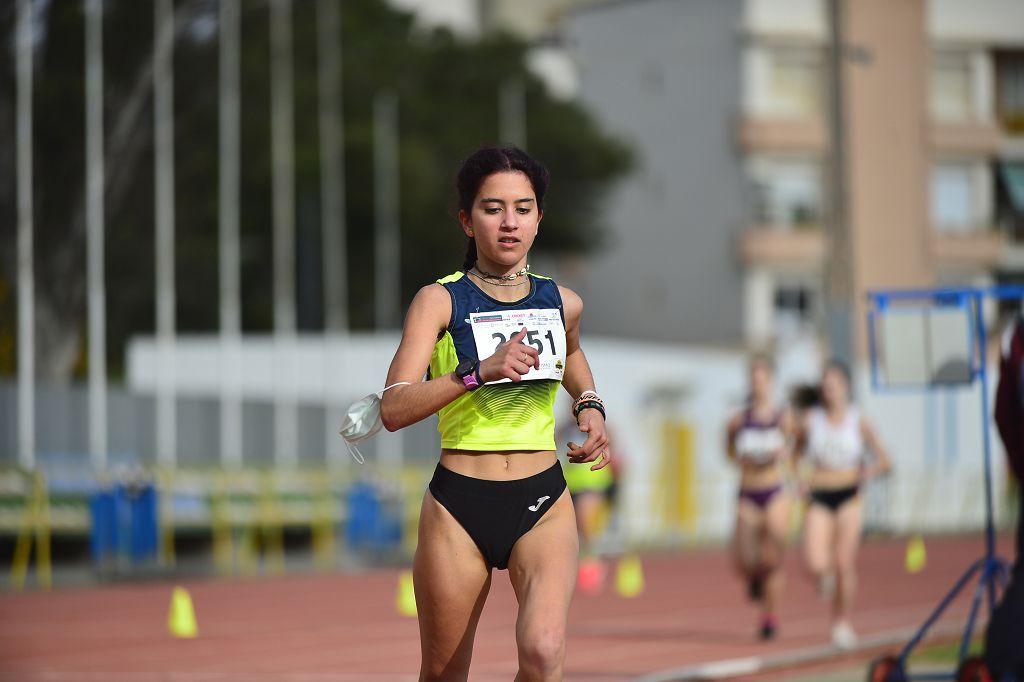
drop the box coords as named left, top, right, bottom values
left=824, top=0, right=853, bottom=366
left=373, top=91, right=400, bottom=331
left=16, top=0, right=35, bottom=470
left=317, top=0, right=347, bottom=333
left=316, top=0, right=348, bottom=467
left=270, top=0, right=298, bottom=467
left=219, top=0, right=243, bottom=469
left=154, top=0, right=177, bottom=467
left=85, top=0, right=108, bottom=471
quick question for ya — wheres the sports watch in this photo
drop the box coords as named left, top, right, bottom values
left=455, top=359, right=481, bottom=391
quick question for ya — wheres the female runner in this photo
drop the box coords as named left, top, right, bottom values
left=380, top=145, right=610, bottom=681
left=725, top=355, right=793, bottom=640
left=794, top=360, right=892, bottom=649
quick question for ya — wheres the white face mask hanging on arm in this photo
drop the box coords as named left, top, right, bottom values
left=338, top=382, right=411, bottom=464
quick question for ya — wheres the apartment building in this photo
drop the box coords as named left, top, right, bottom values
left=738, top=0, right=1024, bottom=355
left=566, top=0, right=1024, bottom=355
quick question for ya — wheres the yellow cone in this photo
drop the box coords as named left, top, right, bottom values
left=615, top=554, right=644, bottom=598
left=905, top=534, right=927, bottom=574
left=396, top=570, right=417, bottom=617
left=168, top=586, right=198, bottom=638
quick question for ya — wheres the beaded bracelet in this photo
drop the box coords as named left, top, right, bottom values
left=574, top=399, right=606, bottom=424
left=572, top=391, right=604, bottom=414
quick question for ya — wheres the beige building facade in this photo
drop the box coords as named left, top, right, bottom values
left=740, top=0, right=1024, bottom=358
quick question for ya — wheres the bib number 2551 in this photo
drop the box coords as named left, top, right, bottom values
left=491, top=329, right=557, bottom=356
left=469, top=308, right=566, bottom=382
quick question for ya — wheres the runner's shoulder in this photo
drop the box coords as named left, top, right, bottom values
left=558, top=285, right=582, bottom=318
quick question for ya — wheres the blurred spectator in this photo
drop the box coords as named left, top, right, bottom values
left=986, top=315, right=1024, bottom=681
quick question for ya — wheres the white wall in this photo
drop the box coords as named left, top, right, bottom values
left=929, top=0, right=1024, bottom=46
left=743, top=0, right=826, bottom=39
left=127, top=335, right=1014, bottom=544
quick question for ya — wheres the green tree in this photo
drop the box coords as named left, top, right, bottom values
left=0, top=0, right=632, bottom=381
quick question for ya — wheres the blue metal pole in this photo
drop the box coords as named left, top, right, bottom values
left=973, top=292, right=998, bottom=615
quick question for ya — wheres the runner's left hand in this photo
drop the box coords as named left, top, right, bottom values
left=567, top=410, right=610, bottom=471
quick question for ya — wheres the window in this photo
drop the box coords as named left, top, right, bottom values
left=995, top=51, right=1024, bottom=134
left=931, top=161, right=992, bottom=233
left=766, top=47, right=822, bottom=118
left=773, top=284, right=816, bottom=338
left=931, top=163, right=974, bottom=231
left=930, top=52, right=973, bottom=122
left=749, top=156, right=824, bottom=229
left=997, top=162, right=1024, bottom=242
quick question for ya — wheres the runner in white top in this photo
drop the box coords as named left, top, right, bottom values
left=794, top=360, right=892, bottom=650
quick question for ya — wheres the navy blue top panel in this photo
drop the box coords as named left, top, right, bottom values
left=443, top=273, right=565, bottom=363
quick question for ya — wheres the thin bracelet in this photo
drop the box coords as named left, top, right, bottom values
left=572, top=391, right=604, bottom=413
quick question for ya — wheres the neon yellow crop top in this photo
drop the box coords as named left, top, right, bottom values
left=429, top=271, right=564, bottom=451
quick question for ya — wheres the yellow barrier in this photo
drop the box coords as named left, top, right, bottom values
left=9, top=470, right=52, bottom=590
left=159, top=467, right=347, bottom=577
left=655, top=420, right=697, bottom=534
left=311, top=472, right=337, bottom=572
left=4, top=464, right=428, bottom=583
left=399, top=467, right=430, bottom=557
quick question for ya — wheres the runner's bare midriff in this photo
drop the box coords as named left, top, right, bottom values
left=441, top=449, right=558, bottom=481
left=739, top=461, right=784, bottom=490
left=809, top=467, right=861, bottom=491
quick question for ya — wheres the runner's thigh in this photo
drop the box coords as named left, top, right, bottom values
left=414, top=491, right=492, bottom=679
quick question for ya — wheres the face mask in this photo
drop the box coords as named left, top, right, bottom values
left=338, top=382, right=410, bottom=464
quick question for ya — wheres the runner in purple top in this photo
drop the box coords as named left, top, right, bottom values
left=725, top=354, right=794, bottom=641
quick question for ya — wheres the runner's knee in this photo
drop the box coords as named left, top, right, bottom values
left=519, top=625, right=565, bottom=675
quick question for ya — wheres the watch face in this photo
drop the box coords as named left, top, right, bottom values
left=456, top=359, right=474, bottom=378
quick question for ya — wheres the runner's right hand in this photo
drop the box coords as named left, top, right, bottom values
left=479, top=328, right=539, bottom=383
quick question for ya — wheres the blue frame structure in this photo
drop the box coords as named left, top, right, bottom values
left=867, top=285, right=1024, bottom=681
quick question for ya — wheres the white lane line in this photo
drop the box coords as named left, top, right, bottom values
left=633, top=622, right=967, bottom=682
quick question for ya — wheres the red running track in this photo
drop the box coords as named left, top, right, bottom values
left=0, top=534, right=1013, bottom=681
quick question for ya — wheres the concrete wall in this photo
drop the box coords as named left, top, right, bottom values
left=565, top=0, right=749, bottom=345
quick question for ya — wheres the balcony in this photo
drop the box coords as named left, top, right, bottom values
left=930, top=230, right=1004, bottom=268
left=740, top=225, right=1020, bottom=273
left=930, top=122, right=1002, bottom=155
left=737, top=118, right=827, bottom=154
left=738, top=227, right=825, bottom=269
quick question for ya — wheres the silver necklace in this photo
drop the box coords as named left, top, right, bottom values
left=468, top=267, right=530, bottom=287
left=470, top=263, right=529, bottom=281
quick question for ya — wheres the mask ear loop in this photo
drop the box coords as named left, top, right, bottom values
left=379, top=381, right=411, bottom=397
left=345, top=382, right=412, bottom=465
left=345, top=441, right=367, bottom=465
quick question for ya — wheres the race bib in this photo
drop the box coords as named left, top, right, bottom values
left=469, top=308, right=566, bottom=383
left=735, top=429, right=785, bottom=464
